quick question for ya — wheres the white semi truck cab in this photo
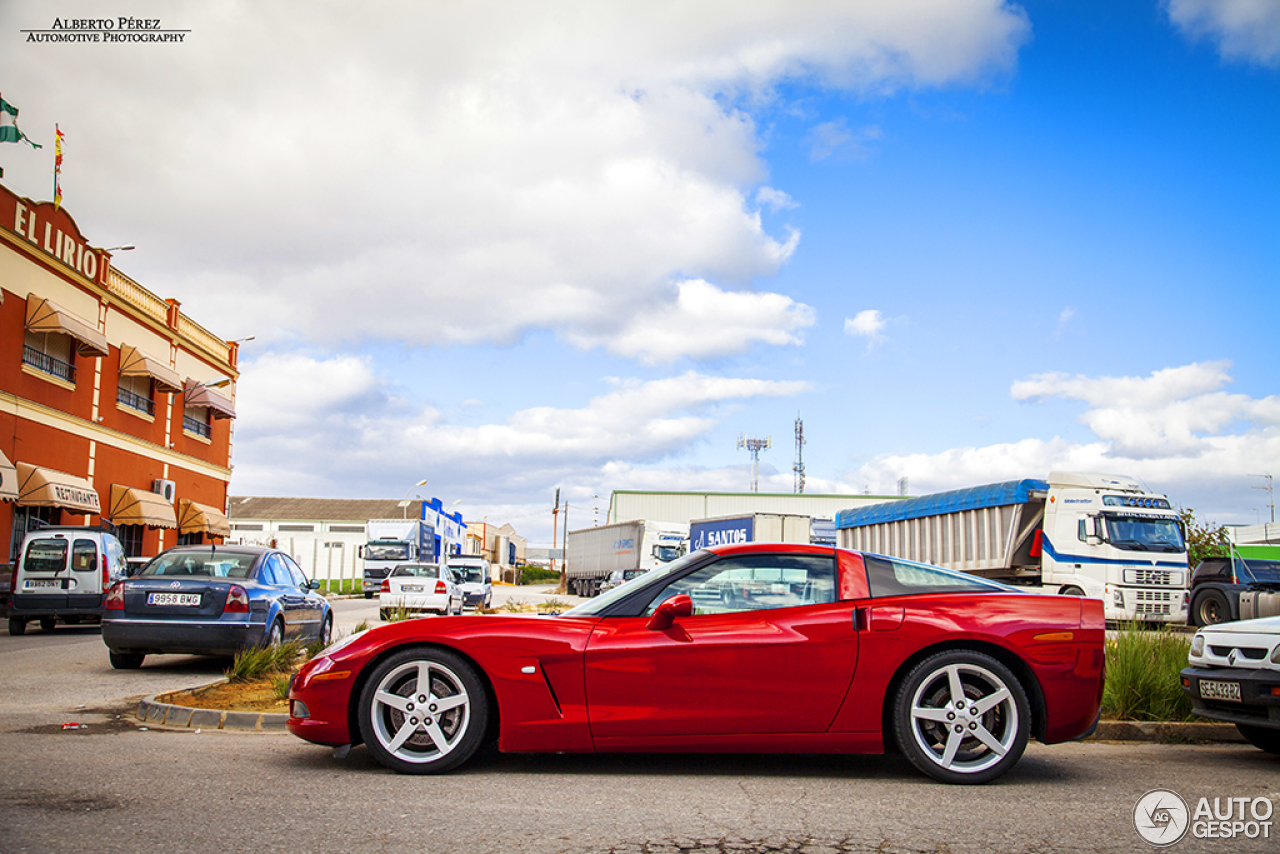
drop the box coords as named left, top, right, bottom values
left=836, top=471, right=1189, bottom=622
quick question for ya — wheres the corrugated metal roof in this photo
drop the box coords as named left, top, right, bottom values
left=835, top=479, right=1049, bottom=529
left=227, top=496, right=408, bottom=521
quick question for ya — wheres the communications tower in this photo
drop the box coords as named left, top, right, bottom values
left=738, top=434, right=771, bottom=493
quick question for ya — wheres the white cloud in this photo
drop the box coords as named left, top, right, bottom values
left=852, top=362, right=1280, bottom=524
left=1166, top=0, right=1280, bottom=67
left=808, top=119, right=883, bottom=161
left=844, top=309, right=888, bottom=345
left=2, top=0, right=1031, bottom=362
left=232, top=356, right=811, bottom=503
left=755, top=186, right=798, bottom=211
left=566, top=278, right=814, bottom=364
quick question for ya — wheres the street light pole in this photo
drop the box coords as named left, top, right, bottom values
left=400, top=478, right=428, bottom=519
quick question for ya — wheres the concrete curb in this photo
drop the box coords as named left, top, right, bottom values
left=1089, top=720, right=1245, bottom=743
left=135, top=693, right=289, bottom=732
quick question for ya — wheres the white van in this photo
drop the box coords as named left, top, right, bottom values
left=8, top=526, right=128, bottom=635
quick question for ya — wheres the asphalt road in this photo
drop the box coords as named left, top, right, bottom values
left=2, top=590, right=1278, bottom=854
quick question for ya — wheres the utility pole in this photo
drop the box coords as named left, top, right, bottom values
left=738, top=434, right=771, bottom=493
left=1252, top=473, right=1275, bottom=523
left=793, top=416, right=806, bottom=494
left=551, top=488, right=560, bottom=578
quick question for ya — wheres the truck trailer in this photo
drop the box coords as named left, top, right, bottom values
left=688, top=513, right=814, bottom=550
left=565, top=520, right=688, bottom=597
left=358, top=519, right=435, bottom=599
left=835, top=471, right=1190, bottom=622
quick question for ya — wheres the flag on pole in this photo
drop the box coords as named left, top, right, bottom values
left=0, top=95, right=42, bottom=149
left=54, top=125, right=64, bottom=210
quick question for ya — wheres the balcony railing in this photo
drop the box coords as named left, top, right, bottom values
left=183, top=413, right=211, bottom=439
left=23, top=345, right=76, bottom=383
left=117, top=387, right=155, bottom=416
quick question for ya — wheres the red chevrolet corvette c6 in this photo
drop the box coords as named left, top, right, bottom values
left=288, top=543, right=1104, bottom=784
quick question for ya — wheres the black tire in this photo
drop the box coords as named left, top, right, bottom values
left=8, top=618, right=27, bottom=636
left=357, top=647, right=489, bottom=775
left=893, top=650, right=1031, bottom=785
left=109, top=651, right=145, bottom=670
left=317, top=613, right=333, bottom=646
left=1193, top=590, right=1231, bottom=627
left=1059, top=586, right=1085, bottom=597
left=1236, top=723, right=1280, bottom=754
left=39, top=618, right=56, bottom=631
left=364, top=591, right=373, bottom=600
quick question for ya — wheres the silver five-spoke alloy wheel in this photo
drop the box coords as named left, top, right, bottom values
left=894, top=650, right=1030, bottom=784
left=358, top=648, right=488, bottom=774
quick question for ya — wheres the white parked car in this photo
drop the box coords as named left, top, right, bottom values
left=447, top=555, right=492, bottom=609
left=1182, top=614, right=1280, bottom=754
left=378, top=563, right=462, bottom=620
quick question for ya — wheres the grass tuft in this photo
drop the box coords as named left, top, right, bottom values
left=1102, top=623, right=1196, bottom=722
left=225, top=640, right=304, bottom=683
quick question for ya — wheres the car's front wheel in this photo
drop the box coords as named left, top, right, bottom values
left=357, top=647, right=488, bottom=774
left=893, top=650, right=1030, bottom=785
left=317, top=613, right=333, bottom=646
left=1236, top=723, right=1280, bottom=754
left=1194, top=590, right=1231, bottom=627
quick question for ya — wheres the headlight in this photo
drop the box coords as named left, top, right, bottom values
left=1113, top=589, right=1125, bottom=609
left=1271, top=644, right=1280, bottom=665
left=1190, top=634, right=1205, bottom=658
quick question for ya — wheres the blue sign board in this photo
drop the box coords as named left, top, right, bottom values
left=690, top=516, right=754, bottom=550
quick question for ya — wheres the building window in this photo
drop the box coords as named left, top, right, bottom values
left=183, top=406, right=212, bottom=439
left=232, top=523, right=264, bottom=532
left=117, top=374, right=155, bottom=416
left=9, top=506, right=63, bottom=562
left=116, top=524, right=145, bottom=558
left=329, top=525, right=365, bottom=533
left=178, top=531, right=204, bottom=546
left=278, top=524, right=314, bottom=532
left=23, top=330, right=76, bottom=383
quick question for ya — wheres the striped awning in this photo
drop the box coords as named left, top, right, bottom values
left=15, top=462, right=101, bottom=513
left=0, top=449, right=16, bottom=502
left=183, top=379, right=236, bottom=420
left=109, top=484, right=177, bottom=529
left=178, top=498, right=230, bottom=538
left=25, top=295, right=110, bottom=359
left=119, top=345, right=182, bottom=394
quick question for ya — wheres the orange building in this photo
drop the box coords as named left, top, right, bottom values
left=1, top=180, right=237, bottom=571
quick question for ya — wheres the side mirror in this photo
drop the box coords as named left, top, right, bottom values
left=307, top=579, right=321, bottom=590
left=646, top=594, right=693, bottom=631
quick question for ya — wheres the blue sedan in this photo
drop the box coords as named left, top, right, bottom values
left=101, top=545, right=333, bottom=669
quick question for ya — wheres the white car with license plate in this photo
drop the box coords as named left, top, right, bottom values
left=378, top=563, right=462, bottom=620
left=1182, top=614, right=1280, bottom=754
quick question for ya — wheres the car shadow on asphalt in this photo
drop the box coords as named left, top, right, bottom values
left=278, top=742, right=1086, bottom=786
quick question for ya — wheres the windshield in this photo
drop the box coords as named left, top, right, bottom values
left=391, top=564, right=437, bottom=578
left=1103, top=514, right=1185, bottom=553
left=453, top=565, right=488, bottom=583
left=561, top=550, right=707, bottom=617
left=654, top=544, right=686, bottom=562
left=366, top=542, right=411, bottom=561
left=141, top=551, right=256, bottom=578
left=1236, top=559, right=1280, bottom=584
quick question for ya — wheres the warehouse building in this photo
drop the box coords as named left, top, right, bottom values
left=1, top=180, right=237, bottom=569
left=606, top=490, right=901, bottom=528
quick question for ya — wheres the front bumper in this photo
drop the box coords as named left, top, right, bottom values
left=1181, top=665, right=1280, bottom=730
left=102, top=615, right=268, bottom=656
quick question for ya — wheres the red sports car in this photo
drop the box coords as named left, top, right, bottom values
left=288, top=543, right=1104, bottom=784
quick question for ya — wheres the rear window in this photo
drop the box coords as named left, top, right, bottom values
left=864, top=554, right=1015, bottom=598
left=140, top=551, right=257, bottom=579
left=392, top=564, right=438, bottom=578
left=71, top=539, right=98, bottom=571
left=23, top=539, right=67, bottom=572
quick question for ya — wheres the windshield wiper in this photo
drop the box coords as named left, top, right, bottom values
left=1110, top=539, right=1149, bottom=551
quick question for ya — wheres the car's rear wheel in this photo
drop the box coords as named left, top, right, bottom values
left=1194, top=590, right=1230, bottom=627
left=318, top=613, right=333, bottom=646
left=8, top=618, right=27, bottom=636
left=110, top=651, right=145, bottom=669
left=357, top=647, right=488, bottom=774
left=266, top=619, right=284, bottom=647
left=39, top=618, right=56, bottom=631
left=893, top=650, right=1030, bottom=785
left=1236, top=723, right=1280, bottom=754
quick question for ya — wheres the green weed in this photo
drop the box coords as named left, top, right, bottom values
left=1102, top=623, right=1196, bottom=722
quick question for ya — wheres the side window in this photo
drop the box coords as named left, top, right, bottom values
left=864, top=554, right=1009, bottom=598
left=71, top=539, right=98, bottom=572
left=259, top=555, right=286, bottom=586
left=23, top=539, right=67, bottom=572
left=644, top=554, right=836, bottom=616
left=283, top=555, right=308, bottom=588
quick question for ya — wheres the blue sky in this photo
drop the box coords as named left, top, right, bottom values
left=3, top=0, right=1277, bottom=543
